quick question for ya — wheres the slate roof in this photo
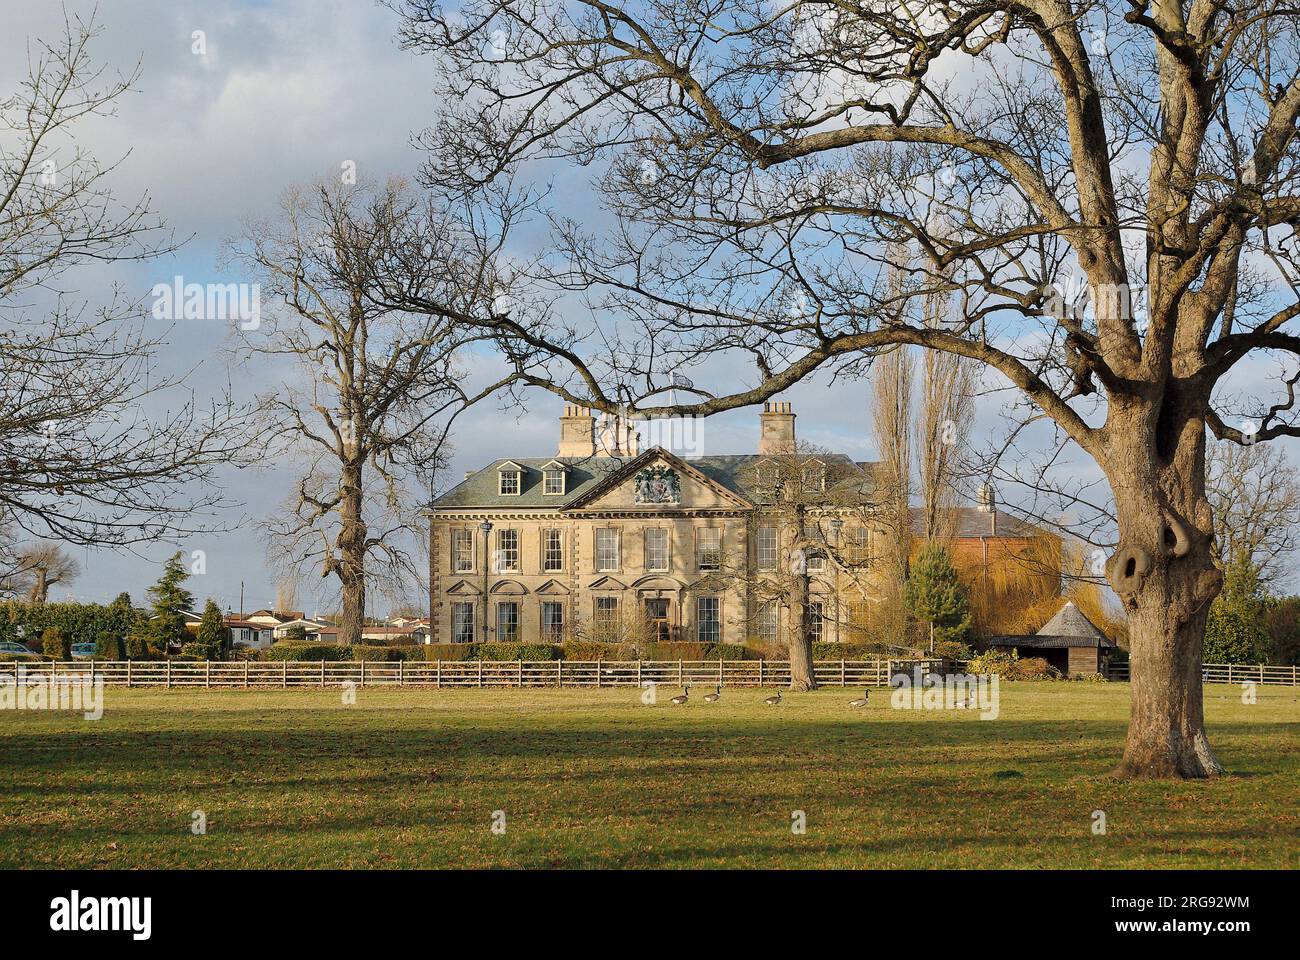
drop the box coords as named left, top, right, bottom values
left=429, top=450, right=873, bottom=509
left=431, top=456, right=632, bottom=508
left=987, top=601, right=1117, bottom=649
left=431, top=449, right=1049, bottom=543
left=939, top=507, right=1045, bottom=539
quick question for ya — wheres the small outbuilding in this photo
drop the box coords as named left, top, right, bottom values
left=986, top=601, right=1117, bottom=676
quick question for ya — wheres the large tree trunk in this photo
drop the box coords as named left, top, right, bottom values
left=1106, top=403, right=1225, bottom=778
left=337, top=461, right=367, bottom=647
left=786, top=573, right=818, bottom=691
left=787, top=613, right=817, bottom=691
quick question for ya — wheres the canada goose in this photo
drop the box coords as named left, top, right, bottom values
left=763, top=690, right=782, bottom=706
left=703, top=685, right=721, bottom=703
left=848, top=689, right=869, bottom=708
left=670, top=686, right=690, bottom=705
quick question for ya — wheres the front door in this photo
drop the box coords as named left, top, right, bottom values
left=644, top=598, right=670, bottom=642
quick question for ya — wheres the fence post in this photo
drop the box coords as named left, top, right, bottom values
left=596, top=660, right=602, bottom=689
left=517, top=659, right=522, bottom=689
left=205, top=660, right=211, bottom=689
left=436, top=659, right=442, bottom=689
left=478, top=659, right=483, bottom=688
left=759, top=658, right=764, bottom=687
left=678, top=658, right=683, bottom=686
left=400, top=659, right=405, bottom=687
left=719, top=658, right=724, bottom=687
left=321, top=660, right=326, bottom=688
left=637, top=659, right=642, bottom=688
left=166, top=660, right=171, bottom=689
left=840, top=658, right=846, bottom=687
left=244, top=660, right=249, bottom=689
left=282, top=660, right=287, bottom=688
left=90, top=660, right=95, bottom=686
left=360, top=660, right=366, bottom=688
left=557, top=659, right=561, bottom=688
left=127, top=659, right=133, bottom=688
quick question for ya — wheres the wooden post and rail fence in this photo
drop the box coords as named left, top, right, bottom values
left=0, top=658, right=1295, bottom=688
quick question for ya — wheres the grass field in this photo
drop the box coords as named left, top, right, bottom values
left=1, top=682, right=1296, bottom=868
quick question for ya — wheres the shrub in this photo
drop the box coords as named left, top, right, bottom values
left=230, top=645, right=264, bottom=661
left=351, top=644, right=415, bottom=662
left=282, top=625, right=307, bottom=641
left=94, top=632, right=124, bottom=659
left=932, top=639, right=973, bottom=660
left=561, top=641, right=637, bottom=660
left=418, top=643, right=476, bottom=662
left=266, top=642, right=350, bottom=662
left=810, top=642, right=891, bottom=659
left=1014, top=656, right=1057, bottom=681
left=643, top=642, right=712, bottom=660
left=181, top=642, right=220, bottom=660
left=966, top=648, right=1021, bottom=677
left=41, top=627, right=71, bottom=660
left=124, top=632, right=152, bottom=660
left=703, top=643, right=754, bottom=660
left=476, top=643, right=561, bottom=661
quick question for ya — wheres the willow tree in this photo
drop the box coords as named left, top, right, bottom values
left=399, top=0, right=1300, bottom=776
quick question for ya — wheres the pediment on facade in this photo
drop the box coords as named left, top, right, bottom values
left=685, top=574, right=730, bottom=593
left=489, top=579, right=529, bottom=595
left=631, top=575, right=687, bottom=592
left=445, top=579, right=482, bottom=596
left=562, top=447, right=751, bottom=512
left=535, top=579, right=572, bottom=595
left=588, top=576, right=628, bottom=591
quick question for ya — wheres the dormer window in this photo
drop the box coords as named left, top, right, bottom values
left=542, top=460, right=568, bottom=496
left=498, top=461, right=523, bottom=496
left=802, top=460, right=826, bottom=493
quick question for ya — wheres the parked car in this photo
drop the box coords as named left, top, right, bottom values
left=0, top=641, right=38, bottom=657
left=70, top=642, right=98, bottom=659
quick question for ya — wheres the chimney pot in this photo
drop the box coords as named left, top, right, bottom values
left=558, top=405, right=596, bottom=457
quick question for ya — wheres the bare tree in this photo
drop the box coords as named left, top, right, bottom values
left=15, top=542, right=79, bottom=603
left=1, top=12, right=243, bottom=548
left=700, top=447, right=880, bottom=688
left=871, top=345, right=914, bottom=647
left=397, top=0, right=1300, bottom=777
left=1205, top=439, right=1300, bottom=586
left=230, top=177, right=517, bottom=645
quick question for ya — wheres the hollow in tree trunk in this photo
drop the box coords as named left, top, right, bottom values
left=1105, top=408, right=1225, bottom=778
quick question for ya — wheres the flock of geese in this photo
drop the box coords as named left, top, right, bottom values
left=668, top=685, right=872, bottom=708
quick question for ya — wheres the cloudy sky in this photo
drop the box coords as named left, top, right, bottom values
left=2, top=1, right=1294, bottom=611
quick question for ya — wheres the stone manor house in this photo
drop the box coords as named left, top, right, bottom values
left=425, top=403, right=1046, bottom=647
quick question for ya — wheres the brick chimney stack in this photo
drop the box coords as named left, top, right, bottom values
left=758, top=401, right=796, bottom=455
left=558, top=404, right=595, bottom=457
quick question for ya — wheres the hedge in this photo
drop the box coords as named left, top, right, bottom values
left=415, top=643, right=562, bottom=661
left=266, top=643, right=351, bottom=662
left=349, top=644, right=420, bottom=662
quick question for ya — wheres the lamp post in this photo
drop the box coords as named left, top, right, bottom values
left=826, top=517, right=843, bottom=643
left=479, top=520, right=493, bottom=643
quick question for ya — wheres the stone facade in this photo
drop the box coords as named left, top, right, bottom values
left=426, top=403, right=884, bottom=647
